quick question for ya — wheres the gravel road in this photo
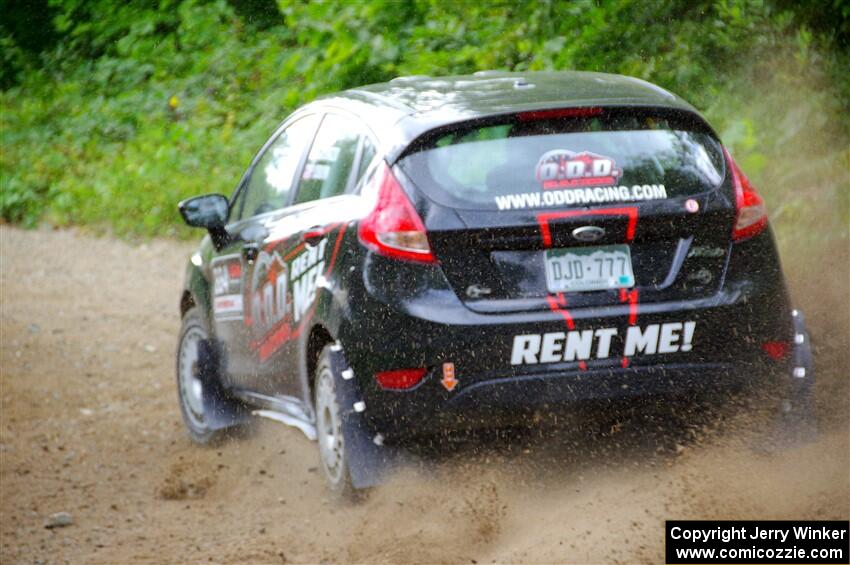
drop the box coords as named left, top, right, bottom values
left=1, top=225, right=847, bottom=564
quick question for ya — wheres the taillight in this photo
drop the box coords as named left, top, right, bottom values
left=375, top=367, right=427, bottom=390
left=358, top=162, right=436, bottom=263
left=724, top=148, right=768, bottom=241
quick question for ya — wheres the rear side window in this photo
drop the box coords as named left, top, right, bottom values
left=357, top=137, right=377, bottom=180
left=398, top=110, right=725, bottom=211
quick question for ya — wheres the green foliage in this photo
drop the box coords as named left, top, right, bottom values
left=704, top=39, right=850, bottom=251
left=1, top=0, right=847, bottom=239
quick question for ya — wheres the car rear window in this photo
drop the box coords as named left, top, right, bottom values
left=397, top=109, right=725, bottom=211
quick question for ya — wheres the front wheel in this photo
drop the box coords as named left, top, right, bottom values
left=176, top=307, right=223, bottom=444
left=314, top=345, right=355, bottom=497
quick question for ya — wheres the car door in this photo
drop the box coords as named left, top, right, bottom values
left=245, top=111, right=377, bottom=401
left=209, top=113, right=321, bottom=392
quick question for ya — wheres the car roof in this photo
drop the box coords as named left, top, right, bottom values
left=305, top=71, right=706, bottom=162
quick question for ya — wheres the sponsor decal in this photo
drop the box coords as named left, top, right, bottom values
left=248, top=250, right=288, bottom=336
left=510, top=321, right=696, bottom=365
left=495, top=184, right=667, bottom=211
left=302, top=163, right=330, bottom=181
left=290, top=238, right=328, bottom=323
left=246, top=224, right=347, bottom=362
left=213, top=294, right=243, bottom=316
left=247, top=237, right=328, bottom=339
left=536, top=150, right=622, bottom=189
left=211, top=255, right=244, bottom=319
left=492, top=148, right=668, bottom=210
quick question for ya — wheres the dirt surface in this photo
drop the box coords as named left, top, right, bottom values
left=1, top=225, right=848, bottom=564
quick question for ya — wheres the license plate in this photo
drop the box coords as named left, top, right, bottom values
left=545, top=244, right=635, bottom=293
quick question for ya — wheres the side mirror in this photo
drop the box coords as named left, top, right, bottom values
left=178, top=194, right=232, bottom=250
left=178, top=194, right=229, bottom=229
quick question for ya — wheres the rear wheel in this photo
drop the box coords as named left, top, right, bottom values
left=314, top=345, right=354, bottom=497
left=176, top=307, right=222, bottom=444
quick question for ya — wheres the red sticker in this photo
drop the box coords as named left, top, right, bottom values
left=536, top=150, right=622, bottom=189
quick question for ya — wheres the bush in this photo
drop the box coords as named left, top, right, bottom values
left=1, top=0, right=847, bottom=239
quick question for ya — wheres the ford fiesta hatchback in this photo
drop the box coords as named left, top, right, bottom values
left=176, top=71, right=813, bottom=495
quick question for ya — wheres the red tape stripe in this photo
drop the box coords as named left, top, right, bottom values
left=619, top=288, right=639, bottom=367
left=546, top=293, right=576, bottom=331
left=536, top=207, right=638, bottom=248
left=537, top=207, right=640, bottom=372
left=546, top=292, right=583, bottom=370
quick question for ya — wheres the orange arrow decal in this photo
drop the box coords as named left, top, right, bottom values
left=441, top=362, right=458, bottom=392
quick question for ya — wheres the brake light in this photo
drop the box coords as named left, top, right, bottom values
left=358, top=162, right=436, bottom=263
left=375, top=367, right=427, bottom=390
left=724, top=148, right=768, bottom=241
left=517, top=107, right=603, bottom=121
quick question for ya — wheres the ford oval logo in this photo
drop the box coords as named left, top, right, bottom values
left=572, top=225, right=605, bottom=242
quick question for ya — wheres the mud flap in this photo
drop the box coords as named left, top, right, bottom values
left=328, top=346, right=409, bottom=490
left=771, top=309, right=817, bottom=447
left=197, top=339, right=250, bottom=431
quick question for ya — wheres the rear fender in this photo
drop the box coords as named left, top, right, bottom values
left=327, top=344, right=409, bottom=489
left=787, top=309, right=815, bottom=423
left=767, top=309, right=817, bottom=448
left=295, top=249, right=356, bottom=411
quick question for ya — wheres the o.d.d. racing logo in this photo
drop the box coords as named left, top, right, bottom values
left=536, top=150, right=622, bottom=189
left=247, top=238, right=328, bottom=342
left=248, top=250, right=288, bottom=339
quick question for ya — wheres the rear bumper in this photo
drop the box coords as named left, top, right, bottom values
left=339, top=235, right=798, bottom=440
left=341, top=301, right=794, bottom=440
left=362, top=366, right=805, bottom=442
left=360, top=359, right=789, bottom=439
left=448, top=362, right=750, bottom=407
left=430, top=362, right=766, bottom=430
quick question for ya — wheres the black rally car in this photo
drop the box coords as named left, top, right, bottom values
left=176, top=71, right=814, bottom=494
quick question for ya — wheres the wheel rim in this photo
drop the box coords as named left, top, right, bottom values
left=178, top=325, right=207, bottom=429
left=316, top=368, right=345, bottom=485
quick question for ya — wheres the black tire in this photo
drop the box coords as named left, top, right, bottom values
left=176, top=306, right=224, bottom=444
left=314, top=345, right=355, bottom=498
